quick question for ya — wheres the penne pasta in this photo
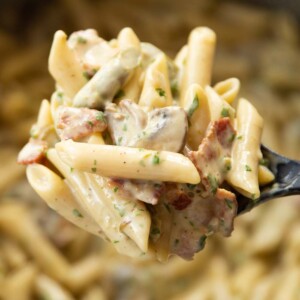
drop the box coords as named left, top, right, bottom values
left=183, top=84, right=210, bottom=150
left=55, top=140, right=200, bottom=184
left=139, top=53, right=173, bottom=108
left=214, top=78, right=240, bottom=104
left=226, top=98, right=263, bottom=199
left=49, top=30, right=86, bottom=98
left=180, top=27, right=216, bottom=106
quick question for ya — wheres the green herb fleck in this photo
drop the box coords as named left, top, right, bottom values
left=96, top=112, right=106, bottom=123
left=186, top=183, right=197, bottom=190
left=117, top=137, right=123, bottom=145
left=114, top=89, right=125, bottom=100
left=77, top=36, right=87, bottom=44
left=189, top=220, right=195, bottom=227
left=221, top=107, right=230, bottom=118
left=259, top=158, right=269, bottom=167
left=70, top=167, right=74, bottom=173
left=156, top=88, right=166, bottom=97
left=163, top=203, right=171, bottom=213
left=174, top=239, right=180, bottom=246
left=151, top=228, right=160, bottom=235
left=91, top=167, right=97, bottom=173
left=113, top=187, right=119, bottom=193
left=207, top=174, right=218, bottom=195
left=199, top=236, right=207, bottom=249
left=225, top=198, right=233, bottom=209
left=93, top=160, right=97, bottom=165
left=73, top=209, right=83, bottom=218
left=123, top=123, right=127, bottom=131
left=171, top=82, right=179, bottom=98
left=113, top=240, right=119, bottom=244
left=237, top=135, right=243, bottom=140
left=82, top=71, right=90, bottom=80
left=245, top=165, right=252, bottom=172
left=229, top=133, right=236, bottom=143
left=187, top=95, right=199, bottom=118
left=87, top=121, right=94, bottom=127
left=152, top=153, right=160, bottom=165
left=57, top=91, right=63, bottom=98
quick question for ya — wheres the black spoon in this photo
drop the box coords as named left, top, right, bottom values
left=237, top=145, right=300, bottom=215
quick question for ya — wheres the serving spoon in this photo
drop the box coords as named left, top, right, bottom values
left=237, top=145, right=300, bottom=215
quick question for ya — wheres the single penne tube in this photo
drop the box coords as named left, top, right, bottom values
left=117, top=27, right=141, bottom=50
left=26, top=164, right=104, bottom=238
left=205, top=85, right=235, bottom=122
left=35, top=274, right=74, bottom=300
left=180, top=27, right=216, bottom=106
left=36, top=99, right=53, bottom=128
left=47, top=149, right=148, bottom=255
left=48, top=30, right=86, bottom=98
left=55, top=140, right=200, bottom=184
left=139, top=53, right=173, bottom=108
left=2, top=263, right=37, bottom=300
left=214, top=77, right=240, bottom=104
left=226, top=98, right=263, bottom=199
left=183, top=84, right=211, bottom=150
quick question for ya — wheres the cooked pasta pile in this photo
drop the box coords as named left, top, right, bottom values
left=18, top=26, right=275, bottom=260
left=0, top=0, right=299, bottom=299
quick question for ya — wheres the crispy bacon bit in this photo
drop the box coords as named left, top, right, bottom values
left=56, top=107, right=107, bottom=141
left=17, top=139, right=48, bottom=165
left=170, top=193, right=192, bottom=210
left=188, top=118, right=236, bottom=192
left=108, top=178, right=163, bottom=205
left=150, top=184, right=237, bottom=260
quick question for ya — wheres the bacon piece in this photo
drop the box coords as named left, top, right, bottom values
left=18, top=139, right=48, bottom=165
left=150, top=184, right=237, bottom=260
left=56, top=107, right=107, bottom=141
left=188, top=118, right=236, bottom=193
left=108, top=178, right=163, bottom=205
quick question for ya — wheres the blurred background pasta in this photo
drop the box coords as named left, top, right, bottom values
left=0, top=0, right=299, bottom=299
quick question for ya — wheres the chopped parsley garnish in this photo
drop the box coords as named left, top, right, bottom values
left=237, top=135, right=243, bottom=140
left=156, top=88, right=166, bottom=97
left=186, top=183, right=197, bottom=190
left=152, top=153, right=160, bottom=165
left=82, top=71, right=90, bottom=80
left=117, top=137, right=123, bottom=145
left=199, top=236, right=207, bottom=249
left=225, top=198, right=233, bottom=209
left=77, top=36, right=87, bottom=44
left=70, top=167, right=74, bottom=173
left=114, top=89, right=125, bottom=99
left=229, top=133, right=236, bottom=143
left=87, top=121, right=94, bottom=127
left=207, top=174, right=218, bottom=195
left=259, top=158, right=269, bottom=167
left=171, top=82, right=179, bottom=98
left=57, top=91, right=63, bottom=98
left=189, top=220, right=195, bottom=227
left=151, top=228, right=161, bottom=235
left=187, top=95, right=199, bottom=118
left=113, top=240, right=119, bottom=243
left=96, top=112, right=106, bottom=123
left=164, top=203, right=171, bottom=213
left=113, top=187, right=118, bottom=193
left=123, top=123, right=127, bottom=131
left=91, top=167, right=97, bottom=173
left=245, top=165, right=252, bottom=172
left=73, top=209, right=83, bottom=218
left=221, top=107, right=230, bottom=118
